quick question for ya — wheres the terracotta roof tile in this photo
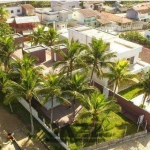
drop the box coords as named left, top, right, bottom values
left=77, top=9, right=101, bottom=18
left=100, top=12, right=132, bottom=24
left=133, top=6, right=150, bottom=14
left=22, top=4, right=35, bottom=9
left=97, top=18, right=110, bottom=24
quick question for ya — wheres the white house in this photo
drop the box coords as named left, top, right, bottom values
left=51, top=0, right=79, bottom=11
left=83, top=1, right=104, bottom=10
left=68, top=25, right=149, bottom=87
left=6, top=6, right=22, bottom=17
left=72, top=8, right=100, bottom=27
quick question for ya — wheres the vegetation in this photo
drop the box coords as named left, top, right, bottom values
left=119, top=85, right=141, bottom=100
left=83, top=38, right=116, bottom=84
left=119, top=31, right=150, bottom=48
left=105, top=59, right=137, bottom=94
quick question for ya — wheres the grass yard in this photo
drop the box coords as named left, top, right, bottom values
left=56, top=109, right=141, bottom=150
left=119, top=85, right=141, bottom=100
left=0, top=90, right=65, bottom=150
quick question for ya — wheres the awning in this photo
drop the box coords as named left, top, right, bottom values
left=15, top=16, right=40, bottom=24
left=6, top=18, right=14, bottom=23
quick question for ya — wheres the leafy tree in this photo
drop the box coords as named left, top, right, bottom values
left=0, top=23, right=12, bottom=36
left=3, top=68, right=43, bottom=135
left=0, top=36, right=16, bottom=71
left=29, top=26, right=45, bottom=46
left=83, top=38, right=116, bottom=84
left=43, top=27, right=59, bottom=46
left=53, top=38, right=87, bottom=79
left=105, top=59, right=137, bottom=95
left=0, top=5, right=10, bottom=22
left=62, top=72, right=94, bottom=120
left=136, top=69, right=150, bottom=108
left=37, top=74, right=70, bottom=124
left=79, top=89, right=121, bottom=139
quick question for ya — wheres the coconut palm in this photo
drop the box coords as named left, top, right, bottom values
left=0, top=36, right=16, bottom=71
left=83, top=38, right=116, bottom=84
left=53, top=38, right=87, bottom=79
left=136, top=69, right=150, bottom=108
left=105, top=59, right=137, bottom=95
left=0, top=5, right=10, bottom=22
left=3, top=68, right=43, bottom=135
left=79, top=89, right=121, bottom=138
left=62, top=72, right=94, bottom=120
left=29, top=26, right=45, bottom=46
left=37, top=74, right=70, bottom=124
left=43, top=27, right=59, bottom=46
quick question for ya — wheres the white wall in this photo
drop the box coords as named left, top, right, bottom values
left=83, top=3, right=94, bottom=9
left=42, top=13, right=59, bottom=22
left=72, top=11, right=84, bottom=24
left=6, top=6, right=22, bottom=17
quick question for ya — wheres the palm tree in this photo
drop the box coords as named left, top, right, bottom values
left=0, top=5, right=10, bottom=22
left=53, top=38, right=87, bottom=79
left=136, top=69, right=150, bottom=108
left=3, top=68, right=43, bottom=135
left=29, top=26, right=45, bottom=46
left=105, top=59, right=137, bottom=95
left=83, top=38, right=116, bottom=84
left=62, top=72, right=94, bottom=120
left=43, top=27, right=59, bottom=46
left=37, top=74, right=70, bottom=124
left=0, top=36, right=16, bottom=71
left=79, top=89, right=121, bottom=138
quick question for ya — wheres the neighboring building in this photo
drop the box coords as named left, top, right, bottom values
left=51, top=0, right=79, bottom=11
left=126, top=6, right=150, bottom=26
left=72, top=9, right=100, bottom=27
left=7, top=16, right=40, bottom=34
left=68, top=25, right=149, bottom=87
left=6, top=6, right=22, bottom=17
left=22, top=4, right=35, bottom=16
left=100, top=12, right=143, bottom=31
left=12, top=33, right=24, bottom=49
left=83, top=1, right=104, bottom=10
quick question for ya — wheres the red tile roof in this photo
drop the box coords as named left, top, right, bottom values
left=133, top=6, right=150, bottom=14
left=77, top=9, right=101, bottom=18
left=100, top=12, right=132, bottom=24
left=22, top=4, right=35, bottom=9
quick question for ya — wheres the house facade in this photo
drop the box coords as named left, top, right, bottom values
left=51, top=0, right=79, bottom=11
left=22, top=4, right=35, bottom=16
left=68, top=26, right=149, bottom=87
left=72, top=9, right=100, bottom=27
left=83, top=1, right=103, bottom=10
left=6, top=6, right=22, bottom=17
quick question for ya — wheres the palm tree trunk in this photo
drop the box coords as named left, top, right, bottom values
left=90, top=65, right=95, bottom=85
left=142, top=93, right=147, bottom=106
left=72, top=95, right=76, bottom=120
left=9, top=102, right=13, bottom=113
left=113, top=81, right=118, bottom=98
left=29, top=98, right=34, bottom=135
left=50, top=96, right=54, bottom=124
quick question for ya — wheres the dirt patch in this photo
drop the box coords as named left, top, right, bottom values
left=0, top=105, right=46, bottom=150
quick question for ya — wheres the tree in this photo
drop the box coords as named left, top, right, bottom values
left=0, top=23, right=12, bottom=36
left=29, top=26, right=45, bottom=46
left=3, top=68, right=43, bottom=135
left=83, top=38, right=116, bottom=84
left=79, top=89, right=121, bottom=138
left=136, top=69, right=150, bottom=108
left=0, top=5, right=10, bottom=22
left=53, top=38, right=87, bottom=79
left=105, top=59, right=137, bottom=95
left=0, top=36, right=16, bottom=71
left=62, top=72, right=94, bottom=120
left=43, top=27, right=59, bottom=46
left=37, top=74, right=70, bottom=125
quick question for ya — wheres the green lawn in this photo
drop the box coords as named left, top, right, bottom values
left=57, top=109, right=141, bottom=150
left=119, top=85, right=141, bottom=100
left=0, top=90, right=65, bottom=150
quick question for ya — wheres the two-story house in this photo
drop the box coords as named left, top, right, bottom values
left=68, top=25, right=149, bottom=87
left=51, top=0, right=79, bottom=11
left=82, top=1, right=104, bottom=10
left=6, top=6, right=22, bottom=17
left=72, top=8, right=100, bottom=27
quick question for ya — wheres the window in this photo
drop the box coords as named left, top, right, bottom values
left=127, top=57, right=134, bottom=64
left=17, top=9, right=20, bottom=13
left=90, top=5, right=93, bottom=8
left=57, top=25, right=59, bottom=27
left=11, top=10, right=14, bottom=13
left=57, top=16, right=58, bottom=17
left=72, top=5, right=75, bottom=8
